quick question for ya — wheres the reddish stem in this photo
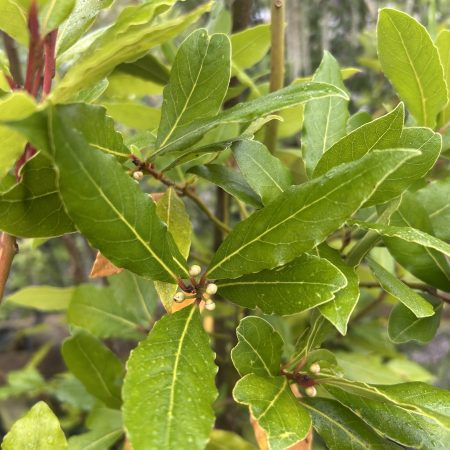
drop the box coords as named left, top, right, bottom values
left=42, top=29, right=58, bottom=97
left=24, top=0, right=42, bottom=94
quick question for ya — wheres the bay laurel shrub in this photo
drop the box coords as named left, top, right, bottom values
left=0, top=1, right=449, bottom=449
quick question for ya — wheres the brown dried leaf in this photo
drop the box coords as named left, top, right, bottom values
left=90, top=251, right=123, bottom=278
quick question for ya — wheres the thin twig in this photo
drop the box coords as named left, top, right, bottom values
left=351, top=291, right=387, bottom=323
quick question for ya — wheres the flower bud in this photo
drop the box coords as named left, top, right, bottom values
left=305, top=386, right=317, bottom=397
left=133, top=170, right=144, bottom=181
left=205, top=283, right=218, bottom=295
left=189, top=265, right=202, bottom=277
left=204, top=299, right=216, bottom=311
left=309, top=363, right=321, bottom=374
left=173, top=292, right=185, bottom=303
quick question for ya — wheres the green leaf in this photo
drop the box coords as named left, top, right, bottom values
left=206, top=430, right=256, bottom=450
left=114, top=53, right=170, bottom=86
left=377, top=8, right=448, bottom=127
left=62, top=331, right=123, bottom=409
left=188, top=164, right=262, bottom=208
left=0, top=153, right=75, bottom=238
left=150, top=81, right=348, bottom=158
left=233, top=374, right=311, bottom=450
left=318, top=245, right=359, bottom=335
left=325, top=379, right=450, bottom=449
left=437, top=30, right=450, bottom=125
left=313, top=103, right=404, bottom=177
left=217, top=254, right=346, bottom=315
left=67, top=276, right=157, bottom=340
left=40, top=0, right=75, bottom=36
left=52, top=2, right=210, bottom=102
left=231, top=24, right=270, bottom=72
left=231, top=316, right=283, bottom=377
left=45, top=106, right=187, bottom=283
left=0, top=0, right=28, bottom=46
left=0, top=92, right=37, bottom=180
left=302, top=51, right=349, bottom=175
left=416, top=176, right=450, bottom=241
left=154, top=188, right=192, bottom=312
left=5, top=285, right=75, bottom=311
left=233, top=140, right=292, bottom=205
left=207, top=149, right=418, bottom=280
left=388, top=296, right=442, bottom=343
left=57, top=0, right=114, bottom=55
left=366, top=127, right=442, bottom=206
left=123, top=305, right=217, bottom=450
left=103, top=100, right=160, bottom=130
left=1, top=401, right=67, bottom=449
left=156, top=29, right=231, bottom=148
left=367, top=257, right=434, bottom=318
left=300, top=397, right=393, bottom=450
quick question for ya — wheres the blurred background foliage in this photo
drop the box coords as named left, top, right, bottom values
left=0, top=0, right=449, bottom=446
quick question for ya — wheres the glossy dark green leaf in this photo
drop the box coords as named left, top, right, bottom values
left=151, top=81, right=348, bottom=158
left=156, top=29, right=231, bottom=148
left=233, top=374, right=311, bottom=450
left=302, top=51, right=349, bottom=175
left=207, top=149, right=418, bottom=280
left=114, top=53, right=170, bottom=85
left=52, top=2, right=209, bottom=102
left=416, top=177, right=450, bottom=240
left=62, top=331, right=123, bottom=409
left=388, top=296, right=442, bottom=343
left=57, top=0, right=115, bottom=55
left=367, top=257, right=434, bottom=317
left=123, top=305, right=217, bottom=450
left=231, top=316, right=283, bottom=377
left=188, top=164, right=262, bottom=207
left=378, top=8, right=448, bottom=127
left=217, top=254, right=346, bottom=315
left=313, top=103, right=404, bottom=177
left=233, top=140, right=292, bottom=205
left=325, top=379, right=450, bottom=449
left=318, top=245, right=359, bottom=335
left=300, top=397, right=393, bottom=449
left=0, top=153, right=75, bottom=237
left=1, top=402, right=67, bottom=449
left=45, top=106, right=187, bottom=283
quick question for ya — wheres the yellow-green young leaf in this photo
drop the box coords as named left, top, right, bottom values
left=217, top=254, right=346, bottom=315
left=52, top=2, right=210, bottom=102
left=189, top=164, right=262, bottom=208
left=302, top=51, right=349, bottom=175
left=40, top=0, right=75, bottom=36
left=1, top=401, right=67, bottom=449
left=57, top=0, right=114, bottom=55
left=366, top=257, right=434, bottom=318
left=151, top=81, right=349, bottom=158
left=0, top=153, right=75, bottom=238
left=46, top=106, right=187, bottom=283
left=318, top=245, right=359, bottom=336
left=231, top=24, right=271, bottom=71
left=231, top=316, right=284, bottom=377
left=154, top=188, right=192, bottom=312
left=103, top=101, right=161, bottom=130
left=156, top=29, right=231, bottom=148
left=207, top=430, right=256, bottom=450
left=416, top=177, right=450, bottom=241
left=0, top=0, right=28, bottom=45
left=62, top=331, right=123, bottom=409
left=388, top=296, right=442, bottom=344
left=5, top=286, right=75, bottom=311
left=233, top=374, right=311, bottom=450
left=300, top=397, right=393, bottom=450
left=436, top=30, right=450, bottom=125
left=207, top=149, right=418, bottom=280
left=0, top=92, right=36, bottom=180
left=377, top=8, right=448, bottom=127
left=324, top=379, right=450, bottom=449
left=313, top=102, right=404, bottom=177
left=123, top=305, right=217, bottom=450
left=233, top=140, right=292, bottom=205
